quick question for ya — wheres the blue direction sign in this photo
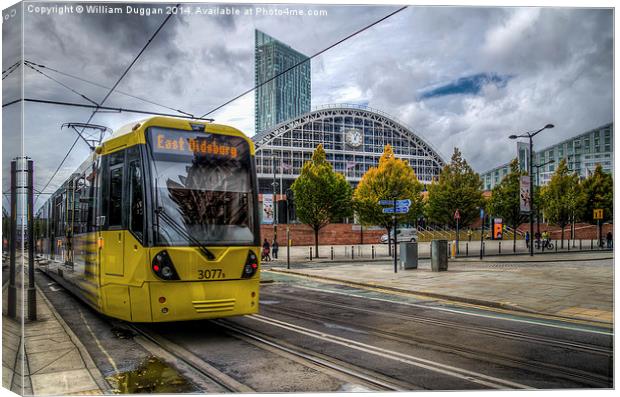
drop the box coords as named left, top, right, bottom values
left=383, top=207, right=409, bottom=214
left=379, top=199, right=412, bottom=206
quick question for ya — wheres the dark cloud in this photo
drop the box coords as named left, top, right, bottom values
left=1, top=3, right=613, bottom=211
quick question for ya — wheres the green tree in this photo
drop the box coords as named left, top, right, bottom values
left=581, top=164, right=613, bottom=224
left=426, top=148, right=484, bottom=228
left=540, top=159, right=585, bottom=247
left=291, top=144, right=353, bottom=256
left=487, top=159, right=526, bottom=249
left=353, top=144, right=424, bottom=255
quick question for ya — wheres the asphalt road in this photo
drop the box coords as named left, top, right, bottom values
left=34, top=269, right=613, bottom=392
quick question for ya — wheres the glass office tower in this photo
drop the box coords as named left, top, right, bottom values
left=255, top=30, right=311, bottom=134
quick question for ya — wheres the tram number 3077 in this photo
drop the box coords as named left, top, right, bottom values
left=197, top=269, right=226, bottom=280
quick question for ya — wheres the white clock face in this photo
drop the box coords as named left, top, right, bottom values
left=346, top=128, right=363, bottom=148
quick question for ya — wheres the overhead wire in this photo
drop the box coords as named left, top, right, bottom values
left=199, top=5, right=408, bottom=118
left=24, top=59, right=196, bottom=117
left=9, top=98, right=211, bottom=120
left=24, top=62, right=100, bottom=107
left=2, top=61, right=21, bottom=80
left=35, top=5, right=180, bottom=202
left=2, top=60, right=20, bottom=75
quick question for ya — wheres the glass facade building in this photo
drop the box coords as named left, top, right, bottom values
left=481, top=122, right=613, bottom=190
left=252, top=104, right=446, bottom=195
left=255, top=30, right=311, bottom=134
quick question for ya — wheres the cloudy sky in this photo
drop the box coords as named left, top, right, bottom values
left=1, top=1, right=614, bottom=210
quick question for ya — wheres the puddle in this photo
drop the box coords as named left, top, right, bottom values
left=107, top=356, right=196, bottom=394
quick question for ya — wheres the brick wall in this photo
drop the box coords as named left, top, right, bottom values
left=260, top=224, right=386, bottom=246
left=260, top=222, right=613, bottom=246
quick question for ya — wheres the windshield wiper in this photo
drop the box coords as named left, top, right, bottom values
left=155, top=206, right=216, bottom=260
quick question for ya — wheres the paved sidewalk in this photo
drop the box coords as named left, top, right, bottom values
left=266, top=251, right=614, bottom=325
left=2, top=285, right=108, bottom=395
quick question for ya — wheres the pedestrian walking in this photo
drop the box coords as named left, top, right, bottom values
left=272, top=240, right=279, bottom=259
left=262, top=238, right=271, bottom=261
left=535, top=231, right=541, bottom=249
left=606, top=232, right=612, bottom=249
left=525, top=231, right=530, bottom=248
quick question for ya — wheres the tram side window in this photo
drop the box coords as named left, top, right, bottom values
left=102, top=150, right=126, bottom=229
left=128, top=163, right=144, bottom=240
left=108, top=166, right=124, bottom=228
left=127, top=147, right=144, bottom=242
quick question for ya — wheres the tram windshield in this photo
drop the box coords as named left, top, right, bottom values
left=147, top=127, right=256, bottom=246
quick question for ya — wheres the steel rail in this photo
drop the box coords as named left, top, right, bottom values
left=214, top=319, right=411, bottom=391
left=126, top=324, right=255, bottom=393
left=244, top=313, right=532, bottom=389
left=260, top=301, right=612, bottom=388
left=261, top=289, right=613, bottom=356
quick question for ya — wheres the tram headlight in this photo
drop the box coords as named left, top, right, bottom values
left=241, top=251, right=258, bottom=279
left=151, top=250, right=180, bottom=281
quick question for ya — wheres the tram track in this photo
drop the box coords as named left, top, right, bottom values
left=127, top=323, right=255, bottom=393
left=259, top=302, right=612, bottom=388
left=240, top=313, right=533, bottom=389
left=129, top=319, right=416, bottom=392
left=214, top=318, right=416, bottom=391
left=261, top=288, right=612, bottom=355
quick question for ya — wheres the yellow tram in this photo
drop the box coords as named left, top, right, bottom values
left=36, top=117, right=261, bottom=322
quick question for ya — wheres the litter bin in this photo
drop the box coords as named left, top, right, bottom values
left=400, top=242, right=418, bottom=269
left=431, top=240, right=448, bottom=272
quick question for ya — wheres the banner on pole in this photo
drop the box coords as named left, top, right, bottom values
left=262, top=194, right=274, bottom=224
left=519, top=176, right=531, bottom=213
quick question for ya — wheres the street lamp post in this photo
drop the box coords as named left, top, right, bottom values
left=272, top=156, right=279, bottom=244
left=509, top=124, right=554, bottom=256
left=533, top=159, right=555, bottom=235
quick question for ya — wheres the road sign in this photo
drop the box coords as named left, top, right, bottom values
left=593, top=209, right=604, bottom=220
left=382, top=207, right=409, bottom=214
left=379, top=199, right=411, bottom=206
left=454, top=209, right=460, bottom=220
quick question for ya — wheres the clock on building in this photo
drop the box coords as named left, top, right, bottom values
left=345, top=128, right=363, bottom=148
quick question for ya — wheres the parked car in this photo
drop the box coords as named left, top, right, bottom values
left=380, top=228, right=418, bottom=243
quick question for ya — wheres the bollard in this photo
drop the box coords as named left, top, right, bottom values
left=351, top=246, right=354, bottom=260
left=568, top=240, right=570, bottom=251
left=371, top=245, right=375, bottom=259
left=483, top=242, right=485, bottom=256
left=465, top=243, right=468, bottom=257
left=580, top=239, right=582, bottom=250
left=499, top=241, right=501, bottom=254
left=310, top=247, right=313, bottom=261
left=555, top=242, right=558, bottom=252
left=331, top=246, right=334, bottom=260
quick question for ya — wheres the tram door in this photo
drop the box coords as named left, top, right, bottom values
left=101, top=150, right=125, bottom=276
